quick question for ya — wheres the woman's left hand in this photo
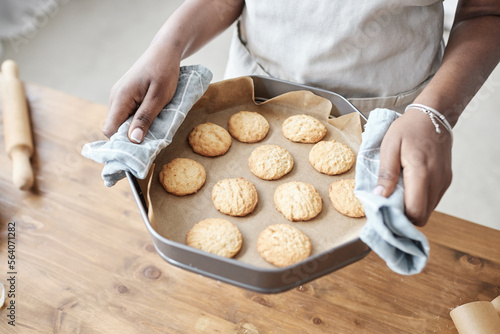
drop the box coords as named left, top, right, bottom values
left=373, top=108, right=453, bottom=226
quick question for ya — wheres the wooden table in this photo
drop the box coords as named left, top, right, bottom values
left=0, top=80, right=499, bottom=334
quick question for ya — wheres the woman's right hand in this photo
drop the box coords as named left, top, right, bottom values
left=102, top=0, right=244, bottom=143
left=103, top=47, right=181, bottom=143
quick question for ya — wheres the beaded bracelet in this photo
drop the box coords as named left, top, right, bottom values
left=405, top=103, right=453, bottom=141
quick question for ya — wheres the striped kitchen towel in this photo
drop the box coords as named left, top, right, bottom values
left=82, top=65, right=213, bottom=187
left=354, top=108, right=430, bottom=275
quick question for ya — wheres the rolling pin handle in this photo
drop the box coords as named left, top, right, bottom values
left=10, top=146, right=35, bottom=190
left=1, top=60, right=19, bottom=79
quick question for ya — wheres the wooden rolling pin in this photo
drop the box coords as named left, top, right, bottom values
left=1, top=60, right=34, bottom=190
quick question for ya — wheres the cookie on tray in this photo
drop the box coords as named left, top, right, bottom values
left=248, top=144, right=294, bottom=180
left=329, top=179, right=365, bottom=218
left=274, top=181, right=322, bottom=221
left=188, top=122, right=232, bottom=157
left=186, top=218, right=242, bottom=258
left=159, top=158, right=206, bottom=196
left=257, top=224, right=311, bottom=267
left=228, top=111, right=270, bottom=143
left=212, top=177, right=258, bottom=217
left=281, top=114, right=327, bottom=143
left=309, top=140, right=355, bottom=175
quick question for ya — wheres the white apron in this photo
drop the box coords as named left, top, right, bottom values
left=224, top=0, right=444, bottom=114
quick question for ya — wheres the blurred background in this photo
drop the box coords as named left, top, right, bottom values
left=1, top=0, right=499, bottom=230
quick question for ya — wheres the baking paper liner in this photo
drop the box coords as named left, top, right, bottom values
left=140, top=76, right=366, bottom=269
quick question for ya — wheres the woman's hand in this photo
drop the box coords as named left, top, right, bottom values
left=103, top=48, right=181, bottom=143
left=374, top=109, right=453, bottom=226
left=373, top=0, right=500, bottom=226
left=102, top=0, right=244, bottom=143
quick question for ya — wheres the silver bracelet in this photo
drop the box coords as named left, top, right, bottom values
left=405, top=103, right=453, bottom=140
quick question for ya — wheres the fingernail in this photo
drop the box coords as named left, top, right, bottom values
left=130, top=128, right=143, bottom=143
left=372, top=185, right=384, bottom=196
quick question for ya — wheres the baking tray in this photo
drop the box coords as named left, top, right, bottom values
left=127, top=75, right=370, bottom=294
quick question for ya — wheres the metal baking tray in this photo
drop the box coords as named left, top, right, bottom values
left=127, top=75, right=370, bottom=294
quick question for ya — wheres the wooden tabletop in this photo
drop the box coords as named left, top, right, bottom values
left=0, top=79, right=499, bottom=334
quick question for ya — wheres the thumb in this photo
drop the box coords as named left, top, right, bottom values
left=128, top=84, right=171, bottom=144
left=374, top=133, right=402, bottom=198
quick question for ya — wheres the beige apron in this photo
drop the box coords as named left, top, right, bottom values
left=224, top=0, right=444, bottom=115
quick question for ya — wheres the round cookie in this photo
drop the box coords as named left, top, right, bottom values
left=309, top=140, right=355, bottom=175
left=212, top=178, right=258, bottom=217
left=329, top=179, right=365, bottom=218
left=274, top=181, right=322, bottom=221
left=257, top=224, right=311, bottom=267
left=228, top=111, right=270, bottom=143
left=188, top=122, right=232, bottom=157
left=248, top=145, right=294, bottom=180
left=186, top=218, right=242, bottom=258
left=159, top=158, right=206, bottom=196
left=281, top=114, right=327, bottom=143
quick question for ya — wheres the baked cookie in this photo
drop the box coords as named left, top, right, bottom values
left=159, top=158, right=206, bottom=196
left=186, top=218, right=242, bottom=258
left=228, top=111, right=270, bottom=143
left=309, top=140, right=355, bottom=175
left=281, top=114, right=327, bottom=143
left=188, top=122, right=232, bottom=157
left=257, top=224, right=311, bottom=267
left=274, top=181, right=322, bottom=221
left=248, top=145, right=294, bottom=180
left=212, top=178, right=258, bottom=217
left=329, top=179, right=365, bottom=218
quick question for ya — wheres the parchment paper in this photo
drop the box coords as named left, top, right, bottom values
left=492, top=296, right=500, bottom=316
left=450, top=298, right=500, bottom=334
left=142, top=76, right=366, bottom=269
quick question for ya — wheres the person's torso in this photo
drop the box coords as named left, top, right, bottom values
left=234, top=0, right=444, bottom=104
